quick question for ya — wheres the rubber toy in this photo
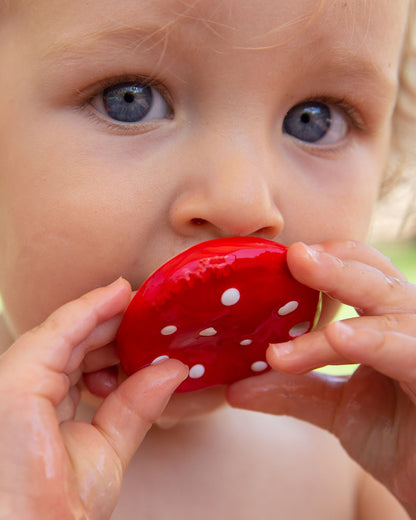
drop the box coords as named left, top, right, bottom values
left=116, top=237, right=321, bottom=392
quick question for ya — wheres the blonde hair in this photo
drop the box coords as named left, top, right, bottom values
left=387, top=0, right=416, bottom=190
left=368, top=1, right=416, bottom=240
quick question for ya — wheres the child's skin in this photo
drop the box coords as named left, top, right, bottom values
left=0, top=0, right=414, bottom=518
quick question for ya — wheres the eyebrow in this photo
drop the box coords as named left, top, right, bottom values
left=304, top=43, right=399, bottom=101
left=43, top=24, right=399, bottom=105
left=43, top=24, right=172, bottom=65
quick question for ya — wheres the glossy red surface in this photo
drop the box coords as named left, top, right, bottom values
left=116, top=237, right=321, bottom=392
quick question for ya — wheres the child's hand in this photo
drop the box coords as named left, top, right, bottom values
left=0, top=279, right=188, bottom=519
left=227, top=240, right=416, bottom=517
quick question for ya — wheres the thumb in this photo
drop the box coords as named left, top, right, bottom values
left=91, top=359, right=188, bottom=469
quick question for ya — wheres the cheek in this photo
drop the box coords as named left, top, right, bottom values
left=0, top=205, right=127, bottom=337
left=279, top=188, right=378, bottom=246
left=279, top=146, right=383, bottom=244
left=0, top=144, right=167, bottom=337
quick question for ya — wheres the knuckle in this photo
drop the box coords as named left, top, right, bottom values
left=344, top=239, right=360, bottom=251
left=385, top=275, right=406, bottom=290
left=379, top=313, right=416, bottom=331
left=379, top=314, right=402, bottom=330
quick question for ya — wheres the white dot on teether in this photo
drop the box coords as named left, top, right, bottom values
left=221, top=288, right=240, bottom=306
left=199, top=327, right=217, bottom=336
left=251, top=361, right=268, bottom=372
left=278, top=301, right=299, bottom=316
left=151, top=355, right=170, bottom=365
left=189, top=364, right=205, bottom=379
left=240, top=339, right=252, bottom=346
left=289, top=322, right=310, bottom=337
left=161, top=325, right=177, bottom=336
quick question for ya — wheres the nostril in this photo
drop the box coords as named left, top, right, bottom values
left=191, top=218, right=207, bottom=226
left=256, top=226, right=281, bottom=239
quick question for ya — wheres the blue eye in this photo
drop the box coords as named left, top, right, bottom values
left=283, top=101, right=348, bottom=144
left=91, top=81, right=170, bottom=123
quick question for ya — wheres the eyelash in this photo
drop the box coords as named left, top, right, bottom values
left=78, top=76, right=365, bottom=137
left=79, top=75, right=174, bottom=133
left=305, top=95, right=365, bottom=132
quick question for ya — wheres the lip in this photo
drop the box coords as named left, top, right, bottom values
left=129, top=239, right=228, bottom=292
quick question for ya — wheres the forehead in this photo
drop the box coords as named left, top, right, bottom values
left=14, top=0, right=409, bottom=49
left=4, top=0, right=410, bottom=96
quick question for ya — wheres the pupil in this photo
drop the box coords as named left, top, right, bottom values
left=124, top=92, right=135, bottom=103
left=300, top=112, right=310, bottom=124
left=102, top=83, right=154, bottom=123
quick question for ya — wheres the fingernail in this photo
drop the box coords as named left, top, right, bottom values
left=306, top=245, right=344, bottom=269
left=270, top=341, right=294, bottom=357
left=302, top=243, right=321, bottom=261
left=309, top=244, right=325, bottom=252
left=108, top=277, right=124, bottom=288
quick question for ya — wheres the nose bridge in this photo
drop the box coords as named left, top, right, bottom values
left=170, top=125, right=284, bottom=239
left=206, top=139, right=272, bottom=212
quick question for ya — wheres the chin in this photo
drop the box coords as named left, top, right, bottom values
left=155, top=385, right=227, bottom=429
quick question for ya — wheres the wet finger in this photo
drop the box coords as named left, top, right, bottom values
left=304, top=240, right=406, bottom=280
left=67, top=315, right=123, bottom=373
left=82, top=343, right=119, bottom=373
left=56, top=386, right=81, bottom=423
left=91, top=359, right=188, bottom=470
left=0, top=278, right=131, bottom=405
left=267, top=313, right=416, bottom=374
left=287, top=242, right=416, bottom=315
left=226, top=366, right=400, bottom=477
left=226, top=369, right=346, bottom=431
left=266, top=328, right=349, bottom=374
left=325, top=321, right=416, bottom=404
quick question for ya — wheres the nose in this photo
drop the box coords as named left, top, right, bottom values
left=170, top=146, right=284, bottom=240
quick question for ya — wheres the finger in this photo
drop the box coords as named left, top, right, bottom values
left=267, top=313, right=416, bottom=374
left=226, top=369, right=346, bottom=430
left=67, top=314, right=123, bottom=373
left=82, top=343, right=119, bottom=373
left=56, top=386, right=81, bottom=423
left=325, top=321, right=416, bottom=404
left=226, top=366, right=399, bottom=472
left=304, top=240, right=406, bottom=279
left=91, top=359, right=188, bottom=470
left=0, top=278, right=131, bottom=405
left=287, top=242, right=416, bottom=315
left=227, top=366, right=401, bottom=459
left=266, top=328, right=350, bottom=374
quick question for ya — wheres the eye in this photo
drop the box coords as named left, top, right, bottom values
left=90, top=81, right=171, bottom=123
left=283, top=101, right=348, bottom=145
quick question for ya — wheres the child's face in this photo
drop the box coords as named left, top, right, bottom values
left=0, top=0, right=409, bottom=415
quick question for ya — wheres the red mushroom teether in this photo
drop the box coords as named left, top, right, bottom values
left=116, top=237, right=321, bottom=392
